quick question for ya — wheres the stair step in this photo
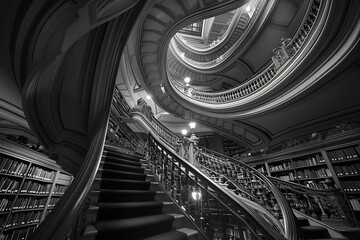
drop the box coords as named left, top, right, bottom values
left=103, top=149, right=142, bottom=161
left=102, top=157, right=142, bottom=167
left=97, top=189, right=156, bottom=202
left=168, top=213, right=185, bottom=229
left=99, top=169, right=147, bottom=181
left=95, top=201, right=164, bottom=220
left=304, top=238, right=346, bottom=240
left=301, top=226, right=330, bottom=239
left=143, top=229, right=189, bottom=240
left=102, top=161, right=145, bottom=173
left=81, top=225, right=97, bottom=240
left=95, top=214, right=175, bottom=239
left=297, top=217, right=310, bottom=226
left=176, top=227, right=199, bottom=240
left=98, top=178, right=151, bottom=190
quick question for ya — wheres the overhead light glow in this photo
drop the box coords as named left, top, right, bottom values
left=181, top=129, right=188, bottom=135
left=146, top=95, right=151, bottom=100
left=189, top=122, right=196, bottom=129
left=246, top=6, right=251, bottom=12
left=184, top=77, right=191, bottom=84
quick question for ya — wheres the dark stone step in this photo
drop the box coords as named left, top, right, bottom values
left=143, top=230, right=188, bottom=240
left=100, top=169, right=147, bottom=181
left=98, top=189, right=156, bottom=202
left=99, top=178, right=151, bottom=190
left=95, top=214, right=174, bottom=240
left=103, top=149, right=142, bottom=162
left=103, top=157, right=142, bottom=167
left=102, top=161, right=145, bottom=174
left=297, top=217, right=310, bottom=226
left=301, top=226, right=330, bottom=239
left=97, top=201, right=164, bottom=220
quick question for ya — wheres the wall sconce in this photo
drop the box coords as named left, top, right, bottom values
left=181, top=129, right=188, bottom=136
left=192, top=190, right=201, bottom=200
left=184, top=77, right=191, bottom=87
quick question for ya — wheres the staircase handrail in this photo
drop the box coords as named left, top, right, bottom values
left=129, top=103, right=298, bottom=239
left=130, top=99, right=180, bottom=150
left=147, top=133, right=288, bottom=240
left=268, top=176, right=359, bottom=227
left=29, top=112, right=109, bottom=240
left=196, top=146, right=298, bottom=240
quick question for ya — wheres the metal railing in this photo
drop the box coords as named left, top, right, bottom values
left=146, top=134, right=288, bottom=240
left=169, top=0, right=322, bottom=104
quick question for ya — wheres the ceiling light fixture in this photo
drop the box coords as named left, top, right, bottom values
left=146, top=95, right=151, bottom=100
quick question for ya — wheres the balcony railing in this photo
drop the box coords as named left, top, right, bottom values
left=169, top=0, right=322, bottom=104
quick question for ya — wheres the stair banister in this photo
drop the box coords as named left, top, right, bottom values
left=269, top=176, right=359, bottom=227
left=29, top=113, right=109, bottom=240
left=196, top=147, right=299, bottom=240
left=147, top=133, right=287, bottom=240
left=129, top=100, right=298, bottom=239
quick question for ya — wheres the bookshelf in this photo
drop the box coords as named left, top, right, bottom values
left=0, top=138, right=72, bottom=240
left=246, top=130, right=360, bottom=225
left=323, top=144, right=360, bottom=217
left=222, top=139, right=246, bottom=160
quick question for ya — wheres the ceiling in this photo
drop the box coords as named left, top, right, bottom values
left=122, top=0, right=360, bottom=152
left=1, top=0, right=359, bottom=155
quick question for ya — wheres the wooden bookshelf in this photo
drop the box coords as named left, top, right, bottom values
left=0, top=138, right=72, bottom=240
left=245, top=130, right=360, bottom=225
left=323, top=143, right=360, bottom=216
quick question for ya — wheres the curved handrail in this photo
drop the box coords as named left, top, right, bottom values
left=147, top=133, right=287, bottom=240
left=268, top=176, right=359, bottom=227
left=129, top=102, right=179, bottom=150
left=196, top=147, right=298, bottom=240
left=169, top=0, right=322, bottom=104
left=199, top=164, right=285, bottom=234
left=169, top=0, right=263, bottom=69
left=29, top=112, right=109, bottom=240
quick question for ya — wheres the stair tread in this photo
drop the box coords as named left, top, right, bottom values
left=103, top=157, right=142, bottom=166
left=143, top=229, right=189, bottom=240
left=97, top=189, right=156, bottom=194
left=103, top=161, right=144, bottom=172
left=95, top=214, right=174, bottom=231
left=98, top=201, right=163, bottom=208
left=305, top=239, right=346, bottom=240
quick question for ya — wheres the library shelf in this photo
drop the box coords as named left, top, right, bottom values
left=0, top=138, right=73, bottom=240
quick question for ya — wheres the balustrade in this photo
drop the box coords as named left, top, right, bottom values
left=169, top=0, right=322, bottom=104
left=146, top=134, right=288, bottom=240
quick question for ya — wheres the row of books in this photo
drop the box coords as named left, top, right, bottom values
left=26, top=166, right=54, bottom=181
left=0, top=158, right=28, bottom=177
left=292, top=155, right=325, bottom=168
left=20, top=181, right=51, bottom=195
left=4, top=211, right=41, bottom=228
left=52, top=185, right=68, bottom=195
left=12, top=197, right=47, bottom=210
left=333, top=163, right=360, bottom=176
left=1, top=226, right=36, bottom=240
left=303, top=180, right=332, bottom=190
left=327, top=147, right=359, bottom=161
left=296, top=168, right=332, bottom=179
left=341, top=181, right=360, bottom=192
left=349, top=198, right=360, bottom=211
left=277, top=173, right=295, bottom=181
left=48, top=197, right=60, bottom=207
left=0, top=198, right=14, bottom=212
left=0, top=178, right=21, bottom=193
left=269, top=161, right=291, bottom=172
